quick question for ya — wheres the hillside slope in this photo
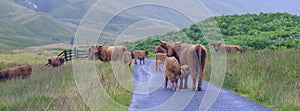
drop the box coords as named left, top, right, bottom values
left=123, top=13, right=300, bottom=52
left=0, top=1, right=75, bottom=52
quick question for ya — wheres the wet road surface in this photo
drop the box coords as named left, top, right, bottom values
left=129, top=59, right=272, bottom=111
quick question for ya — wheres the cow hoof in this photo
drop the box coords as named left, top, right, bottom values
left=198, top=88, right=203, bottom=91
left=190, top=88, right=195, bottom=91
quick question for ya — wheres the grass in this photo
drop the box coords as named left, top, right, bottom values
left=205, top=49, right=300, bottom=111
left=0, top=49, right=132, bottom=110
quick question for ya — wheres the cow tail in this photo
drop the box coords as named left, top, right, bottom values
left=200, top=47, right=207, bottom=77
left=196, top=45, right=207, bottom=91
left=131, top=51, right=134, bottom=59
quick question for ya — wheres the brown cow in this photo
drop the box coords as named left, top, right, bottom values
left=164, top=57, right=181, bottom=90
left=132, top=50, right=149, bottom=65
left=155, top=53, right=167, bottom=71
left=179, top=65, right=190, bottom=89
left=158, top=40, right=207, bottom=91
left=0, top=64, right=32, bottom=81
left=92, top=44, right=127, bottom=62
left=45, top=56, right=65, bottom=67
left=211, top=42, right=243, bottom=53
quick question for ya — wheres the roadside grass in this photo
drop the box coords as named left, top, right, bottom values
left=205, top=49, right=300, bottom=111
left=0, top=50, right=132, bottom=110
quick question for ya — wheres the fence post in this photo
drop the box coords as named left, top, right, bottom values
left=64, top=50, right=68, bottom=62
left=69, top=49, right=72, bottom=61
left=74, top=47, right=77, bottom=59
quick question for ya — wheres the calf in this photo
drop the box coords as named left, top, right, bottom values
left=179, top=65, right=190, bottom=90
left=164, top=57, right=181, bottom=90
left=45, top=56, right=65, bottom=67
left=132, top=50, right=149, bottom=65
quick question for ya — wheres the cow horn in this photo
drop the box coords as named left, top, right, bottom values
left=181, top=37, right=186, bottom=43
left=176, top=37, right=186, bottom=43
left=157, top=36, right=166, bottom=43
left=103, top=41, right=107, bottom=46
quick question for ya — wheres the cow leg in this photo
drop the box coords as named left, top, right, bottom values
left=175, top=80, right=179, bottom=90
left=191, top=76, right=196, bottom=91
left=134, top=59, right=137, bottom=64
left=171, top=80, right=175, bottom=90
left=143, top=58, right=145, bottom=64
left=156, top=60, right=159, bottom=71
left=164, top=77, right=168, bottom=89
left=198, top=75, right=203, bottom=91
left=179, top=77, right=183, bottom=89
left=184, top=76, right=189, bottom=89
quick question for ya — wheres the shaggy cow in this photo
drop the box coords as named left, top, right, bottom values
left=132, top=50, right=149, bottom=65
left=179, top=65, right=190, bottom=89
left=155, top=53, right=167, bottom=71
left=122, top=51, right=132, bottom=67
left=92, top=44, right=127, bottom=62
left=211, top=42, right=243, bottom=53
left=45, top=56, right=65, bottom=67
left=158, top=40, right=207, bottom=91
left=164, top=57, right=181, bottom=90
left=0, top=64, right=32, bottom=81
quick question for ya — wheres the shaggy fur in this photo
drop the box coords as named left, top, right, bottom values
left=164, top=57, right=181, bottom=90
left=46, top=56, right=65, bottom=67
left=92, top=44, right=127, bottom=62
left=0, top=64, right=32, bottom=81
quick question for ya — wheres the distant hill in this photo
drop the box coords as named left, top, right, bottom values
left=201, top=0, right=300, bottom=16
left=0, top=1, right=75, bottom=52
left=3, top=0, right=300, bottom=51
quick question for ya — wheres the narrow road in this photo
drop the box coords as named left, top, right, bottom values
left=129, top=59, right=272, bottom=111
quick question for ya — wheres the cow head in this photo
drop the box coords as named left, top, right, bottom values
left=157, top=39, right=183, bottom=63
left=48, top=58, right=52, bottom=64
left=211, top=42, right=222, bottom=51
left=59, top=57, right=65, bottom=64
left=152, top=46, right=167, bottom=53
left=145, top=50, right=149, bottom=55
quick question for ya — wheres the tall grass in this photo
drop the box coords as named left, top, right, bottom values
left=211, top=49, right=300, bottom=111
left=0, top=51, right=132, bottom=110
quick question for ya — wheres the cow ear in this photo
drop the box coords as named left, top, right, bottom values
left=160, top=43, right=166, bottom=48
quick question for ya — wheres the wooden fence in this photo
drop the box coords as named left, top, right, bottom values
left=55, top=45, right=91, bottom=62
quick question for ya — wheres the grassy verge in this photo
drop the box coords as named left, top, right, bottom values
left=205, top=49, right=299, bottom=111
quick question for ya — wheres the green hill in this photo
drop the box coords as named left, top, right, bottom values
left=0, top=1, right=75, bottom=52
left=123, top=13, right=300, bottom=52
